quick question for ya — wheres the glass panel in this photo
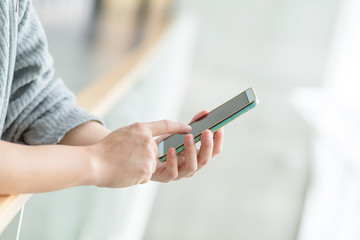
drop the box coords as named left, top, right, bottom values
left=0, top=210, right=21, bottom=240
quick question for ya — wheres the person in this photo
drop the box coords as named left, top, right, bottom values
left=0, top=0, right=224, bottom=194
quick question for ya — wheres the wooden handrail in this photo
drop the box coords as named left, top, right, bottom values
left=76, top=22, right=167, bottom=116
left=0, top=13, right=169, bottom=235
left=0, top=195, right=31, bottom=234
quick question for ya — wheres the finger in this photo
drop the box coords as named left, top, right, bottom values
left=140, top=157, right=155, bottom=184
left=146, top=120, right=192, bottom=137
left=212, top=128, right=224, bottom=156
left=189, top=110, right=210, bottom=124
left=155, top=133, right=171, bottom=144
left=163, top=148, right=179, bottom=182
left=197, top=130, right=214, bottom=169
left=177, top=134, right=197, bottom=179
left=152, top=141, right=159, bottom=161
left=152, top=150, right=158, bottom=174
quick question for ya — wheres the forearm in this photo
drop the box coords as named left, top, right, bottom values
left=0, top=140, right=95, bottom=195
left=0, top=121, right=109, bottom=195
left=59, top=121, right=111, bottom=146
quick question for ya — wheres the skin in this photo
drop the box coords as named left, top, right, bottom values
left=0, top=110, right=224, bottom=195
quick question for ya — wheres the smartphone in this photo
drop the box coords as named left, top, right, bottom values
left=158, top=88, right=258, bottom=162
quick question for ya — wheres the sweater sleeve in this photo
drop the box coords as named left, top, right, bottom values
left=2, top=0, right=104, bottom=145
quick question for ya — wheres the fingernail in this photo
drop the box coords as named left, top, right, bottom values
left=170, top=148, right=176, bottom=157
left=186, top=125, right=192, bottom=132
left=186, top=135, right=194, bottom=145
left=206, top=131, right=213, bottom=140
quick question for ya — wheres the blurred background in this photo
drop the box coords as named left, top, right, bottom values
left=3, top=0, right=360, bottom=239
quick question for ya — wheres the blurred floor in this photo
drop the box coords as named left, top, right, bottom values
left=144, top=0, right=339, bottom=239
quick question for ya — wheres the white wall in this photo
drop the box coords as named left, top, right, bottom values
left=293, top=0, right=360, bottom=239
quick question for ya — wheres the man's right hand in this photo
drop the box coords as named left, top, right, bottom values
left=89, top=120, right=192, bottom=188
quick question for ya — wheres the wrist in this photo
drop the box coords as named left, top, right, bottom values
left=83, top=144, right=103, bottom=187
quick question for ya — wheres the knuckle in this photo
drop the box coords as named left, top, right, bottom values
left=132, top=122, right=145, bottom=131
left=205, top=140, right=214, bottom=149
left=144, top=162, right=153, bottom=174
left=185, top=164, right=197, bottom=173
left=166, top=170, right=178, bottom=181
left=185, top=172, right=195, bottom=178
left=140, top=165, right=152, bottom=179
left=141, top=135, right=153, bottom=144
left=161, top=119, right=171, bottom=131
left=142, top=146, right=154, bottom=157
left=199, top=157, right=210, bottom=166
left=138, top=164, right=152, bottom=184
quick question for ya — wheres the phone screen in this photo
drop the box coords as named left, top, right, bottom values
left=160, top=91, right=251, bottom=157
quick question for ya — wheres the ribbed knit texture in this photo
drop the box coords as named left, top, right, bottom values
left=0, top=0, right=103, bottom=145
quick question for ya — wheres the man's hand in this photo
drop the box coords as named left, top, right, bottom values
left=151, top=110, right=224, bottom=183
left=88, top=120, right=192, bottom=188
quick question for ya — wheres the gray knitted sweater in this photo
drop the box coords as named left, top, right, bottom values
left=0, top=0, right=102, bottom=145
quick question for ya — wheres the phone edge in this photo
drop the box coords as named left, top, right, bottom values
left=158, top=91, right=258, bottom=162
